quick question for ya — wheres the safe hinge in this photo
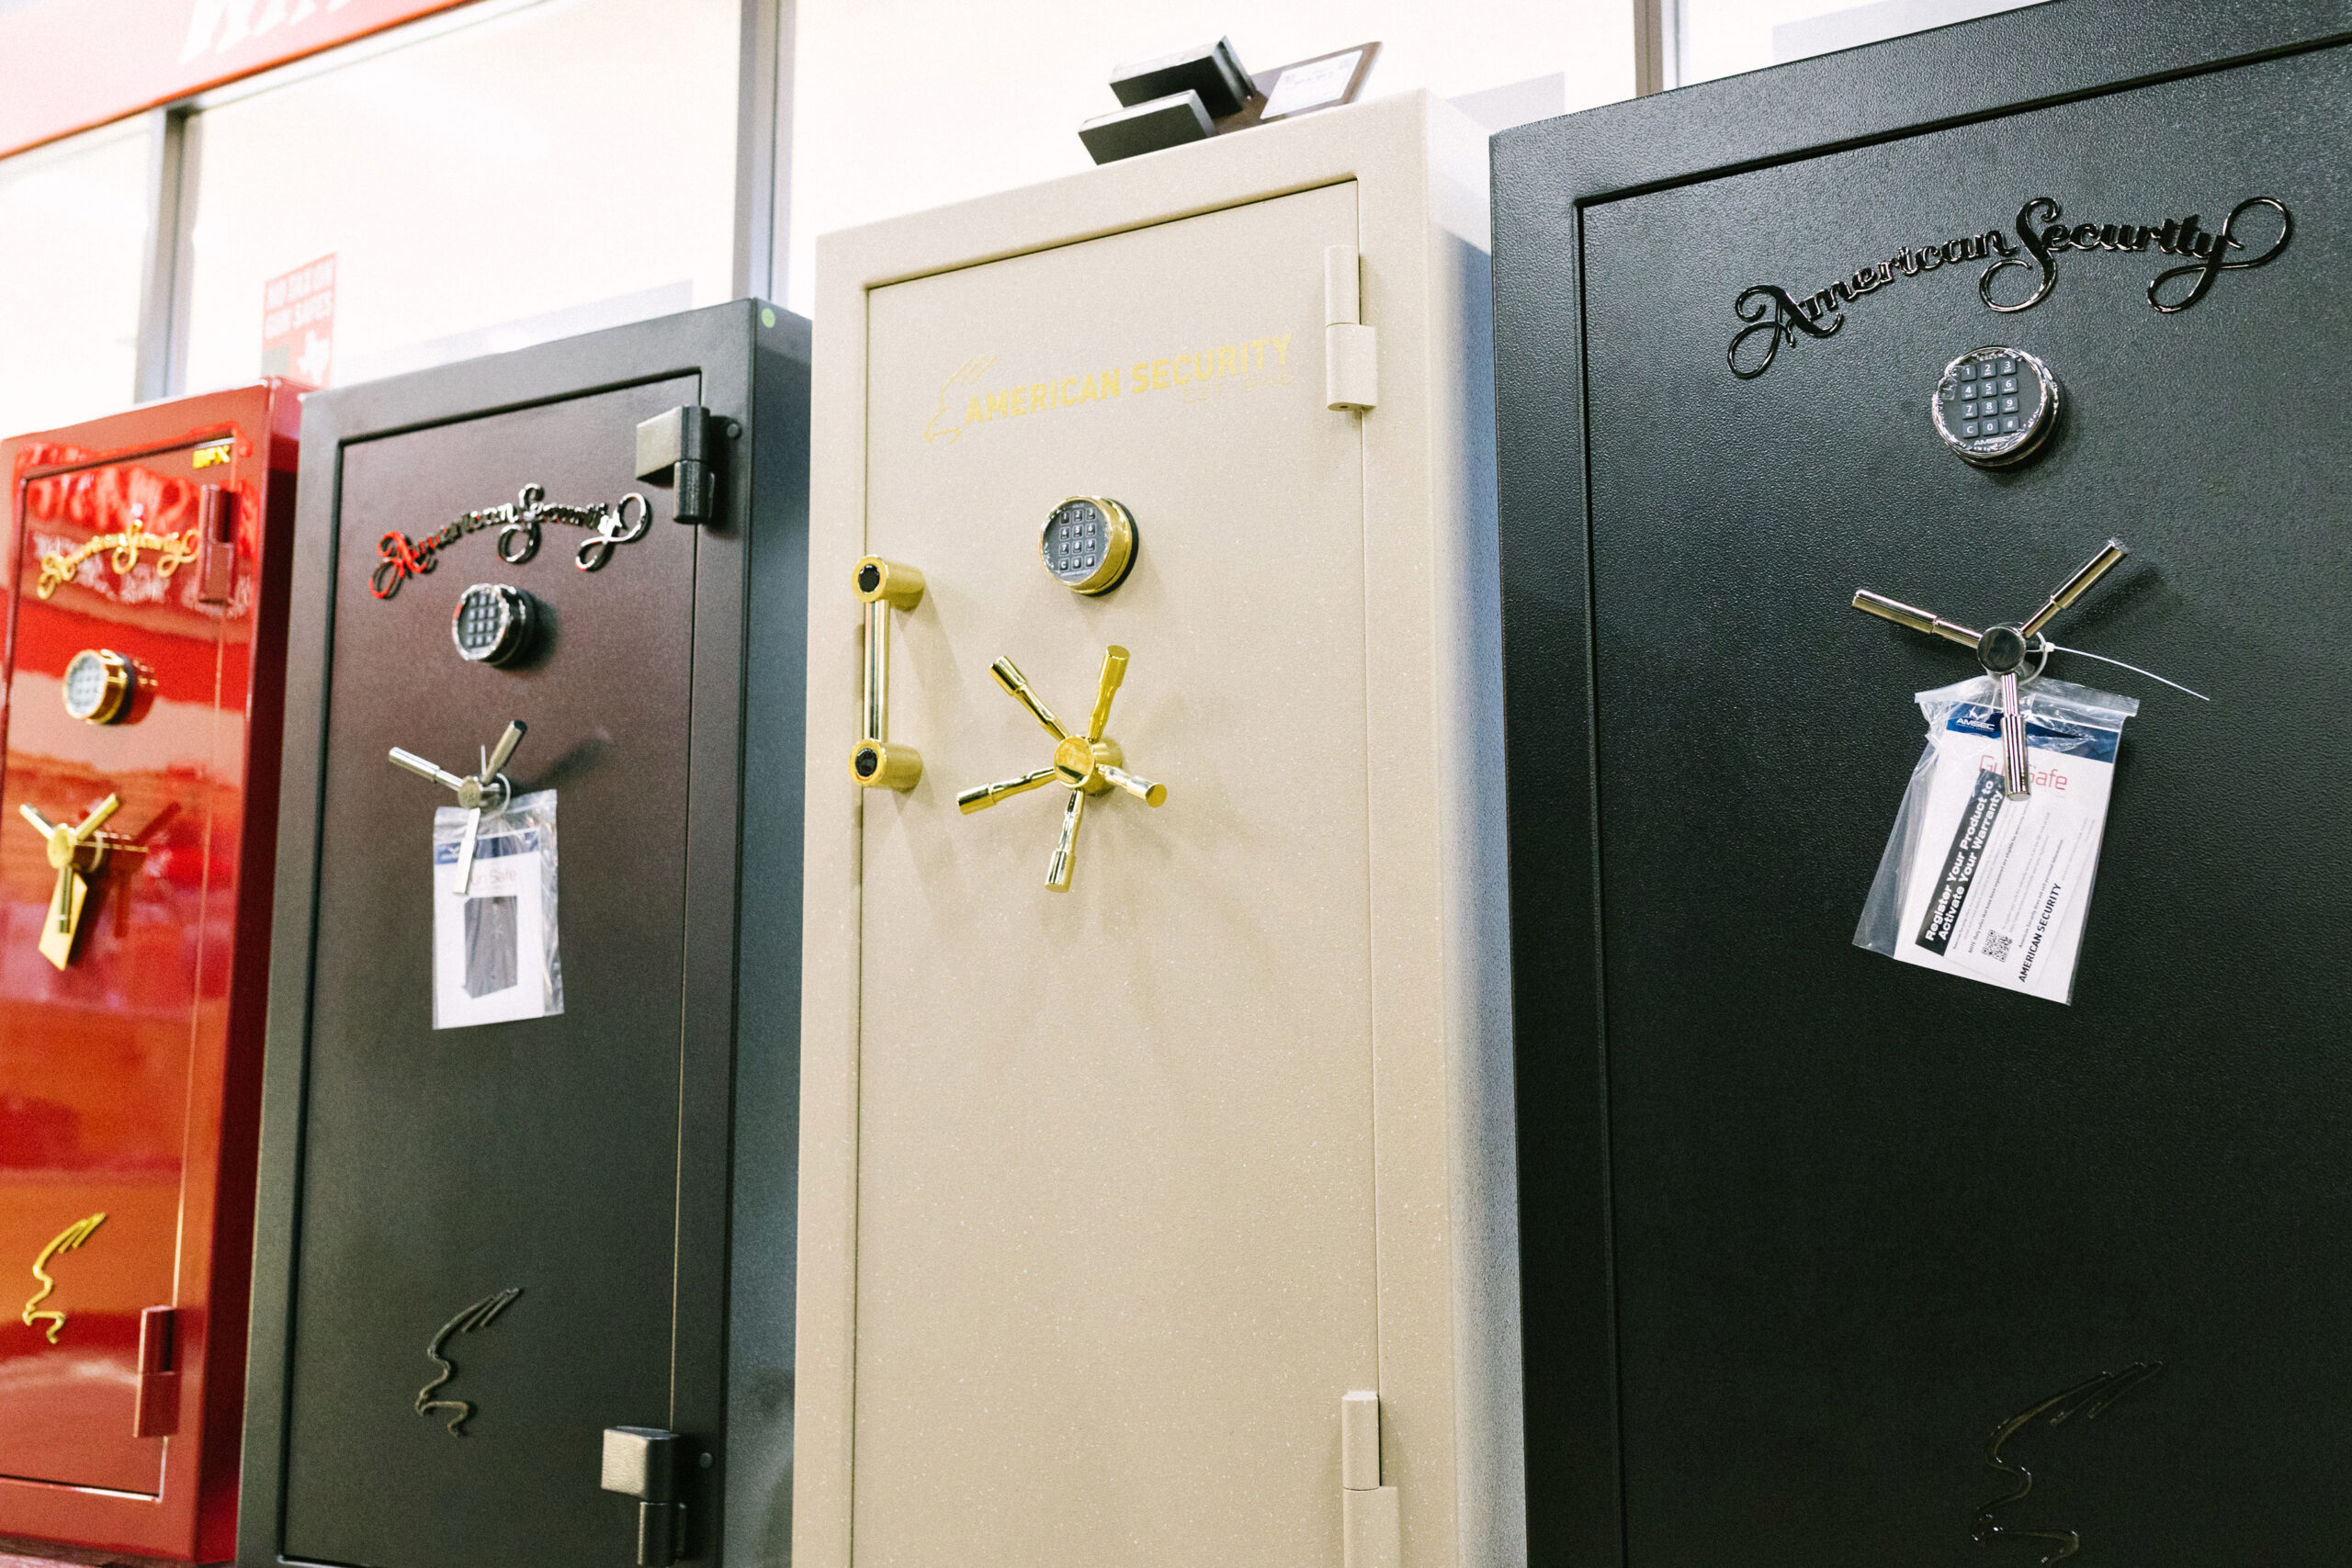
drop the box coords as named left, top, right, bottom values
left=602, top=1425, right=686, bottom=1566
left=1324, top=245, right=1378, bottom=412
left=1340, top=1390, right=1399, bottom=1568
left=196, top=484, right=235, bottom=605
left=634, top=405, right=738, bottom=525
left=133, top=1305, right=179, bottom=1437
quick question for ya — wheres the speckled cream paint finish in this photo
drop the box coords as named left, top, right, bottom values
left=798, top=92, right=1521, bottom=1568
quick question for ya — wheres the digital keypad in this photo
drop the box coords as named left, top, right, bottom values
left=1039, top=496, right=1138, bottom=595
left=450, top=583, right=537, bottom=666
left=1932, top=346, right=2060, bottom=468
left=61, top=648, right=134, bottom=723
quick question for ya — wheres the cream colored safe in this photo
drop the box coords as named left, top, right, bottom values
left=797, top=94, right=1519, bottom=1568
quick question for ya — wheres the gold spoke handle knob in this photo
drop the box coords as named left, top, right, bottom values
left=963, top=646, right=1164, bottom=890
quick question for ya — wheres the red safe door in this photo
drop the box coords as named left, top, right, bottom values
left=0, top=387, right=298, bottom=1562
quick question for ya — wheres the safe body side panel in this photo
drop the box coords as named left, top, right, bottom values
left=0, top=383, right=299, bottom=1562
left=1492, top=5, right=2352, bottom=1565
left=721, top=313, right=812, bottom=1567
left=242, top=302, right=806, bottom=1568
left=800, top=92, right=1518, bottom=1568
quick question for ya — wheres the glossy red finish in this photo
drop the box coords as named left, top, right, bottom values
left=0, top=386, right=300, bottom=1562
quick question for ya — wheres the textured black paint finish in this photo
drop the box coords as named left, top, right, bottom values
left=241, top=302, right=809, bottom=1568
left=1494, top=5, right=2352, bottom=1565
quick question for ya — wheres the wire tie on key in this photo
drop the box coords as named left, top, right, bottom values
left=2029, top=639, right=2211, bottom=702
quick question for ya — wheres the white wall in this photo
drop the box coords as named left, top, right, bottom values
left=784, top=0, right=1639, bottom=314
left=0, top=118, right=148, bottom=435
left=177, top=0, right=741, bottom=393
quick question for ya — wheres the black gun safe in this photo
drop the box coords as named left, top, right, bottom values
left=239, top=302, right=808, bottom=1568
left=1494, top=5, right=2350, bottom=1564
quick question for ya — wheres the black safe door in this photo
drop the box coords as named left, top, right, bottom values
left=281, top=378, right=702, bottom=1568
left=1565, top=39, right=2351, bottom=1568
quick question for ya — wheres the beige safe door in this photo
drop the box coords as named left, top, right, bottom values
left=805, top=93, right=1518, bottom=1568
left=855, top=180, right=1369, bottom=1564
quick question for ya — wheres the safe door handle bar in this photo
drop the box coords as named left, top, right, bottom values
left=850, top=557, right=923, bottom=791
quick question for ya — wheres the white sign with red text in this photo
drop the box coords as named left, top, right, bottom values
left=261, top=254, right=336, bottom=387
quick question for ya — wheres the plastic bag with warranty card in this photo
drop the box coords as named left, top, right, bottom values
left=1855, top=673, right=2137, bottom=1005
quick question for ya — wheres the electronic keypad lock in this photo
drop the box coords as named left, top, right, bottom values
left=601, top=1425, right=685, bottom=1567
left=451, top=583, right=538, bottom=666
left=1040, top=496, right=1137, bottom=595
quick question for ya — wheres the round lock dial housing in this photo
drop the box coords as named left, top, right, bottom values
left=1040, top=496, right=1137, bottom=596
left=451, top=583, right=538, bottom=666
left=61, top=649, right=135, bottom=724
left=1933, top=346, right=2061, bottom=468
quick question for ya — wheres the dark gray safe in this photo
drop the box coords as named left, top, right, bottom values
left=1494, top=5, right=2350, bottom=1564
left=241, top=302, right=807, bottom=1568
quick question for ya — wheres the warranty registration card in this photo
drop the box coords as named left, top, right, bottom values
left=1893, top=699, right=2120, bottom=1004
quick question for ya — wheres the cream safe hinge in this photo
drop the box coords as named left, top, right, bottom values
left=1324, top=246, right=1378, bottom=412
left=1341, top=1391, right=1400, bottom=1568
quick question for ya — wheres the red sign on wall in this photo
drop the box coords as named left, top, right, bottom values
left=260, top=252, right=335, bottom=387
left=0, top=0, right=478, bottom=160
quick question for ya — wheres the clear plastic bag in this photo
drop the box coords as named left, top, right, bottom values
left=1855, top=675, right=2137, bottom=1004
left=433, top=789, right=563, bottom=1028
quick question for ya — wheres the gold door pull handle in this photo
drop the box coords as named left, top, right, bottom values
left=853, top=556, right=924, bottom=612
left=957, top=766, right=1057, bottom=815
left=964, top=646, right=1165, bottom=890
left=852, top=557, right=924, bottom=790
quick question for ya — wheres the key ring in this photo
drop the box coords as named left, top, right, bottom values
left=574, top=492, right=650, bottom=572
left=2016, top=630, right=2053, bottom=684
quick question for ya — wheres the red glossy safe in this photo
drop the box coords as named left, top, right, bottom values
left=0, top=385, right=299, bottom=1561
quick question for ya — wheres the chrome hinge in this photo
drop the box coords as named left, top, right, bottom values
left=1341, top=1390, right=1399, bottom=1568
left=1324, top=245, right=1378, bottom=412
left=602, top=1425, right=686, bottom=1566
left=196, top=483, right=235, bottom=605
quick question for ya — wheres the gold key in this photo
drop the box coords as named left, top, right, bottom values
left=18, top=795, right=123, bottom=970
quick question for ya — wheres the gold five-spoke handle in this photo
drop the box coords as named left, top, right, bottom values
left=963, top=645, right=1165, bottom=889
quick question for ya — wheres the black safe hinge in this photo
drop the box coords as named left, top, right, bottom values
left=602, top=1425, right=686, bottom=1566
left=634, top=404, right=738, bottom=525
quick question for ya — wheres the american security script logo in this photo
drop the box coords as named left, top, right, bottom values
left=1729, top=195, right=2291, bottom=378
